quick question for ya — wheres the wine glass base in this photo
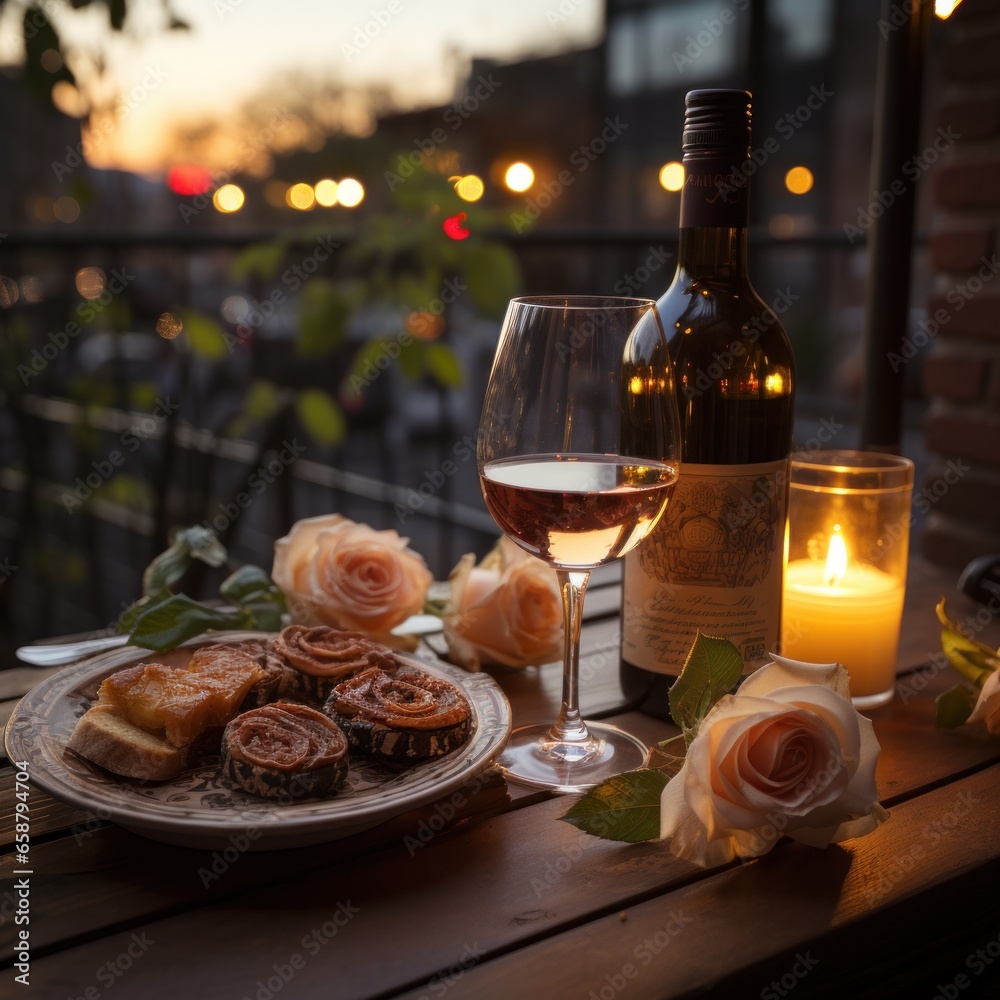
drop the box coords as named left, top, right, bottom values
left=497, top=721, right=649, bottom=793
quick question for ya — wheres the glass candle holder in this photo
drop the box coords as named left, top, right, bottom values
left=781, top=451, right=914, bottom=710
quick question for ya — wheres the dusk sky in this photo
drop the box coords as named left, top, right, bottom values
left=2, top=0, right=603, bottom=173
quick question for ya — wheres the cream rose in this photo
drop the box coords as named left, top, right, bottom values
left=444, top=536, right=563, bottom=671
left=272, top=514, right=432, bottom=644
left=660, top=654, right=888, bottom=868
left=968, top=670, right=1000, bottom=734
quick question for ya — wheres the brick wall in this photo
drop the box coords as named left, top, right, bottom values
left=920, top=0, right=1000, bottom=568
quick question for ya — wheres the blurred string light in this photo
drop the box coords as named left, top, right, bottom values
left=935, top=0, right=962, bottom=16
left=53, top=196, right=80, bottom=222
left=21, top=277, right=44, bottom=303
left=168, top=165, right=212, bottom=196
left=504, top=162, right=534, bottom=192
left=443, top=212, right=471, bottom=240
left=453, top=174, right=484, bottom=202
left=213, top=184, right=245, bottom=212
left=314, top=178, right=339, bottom=206
left=221, top=295, right=250, bottom=323
left=0, top=276, right=19, bottom=308
left=286, top=182, right=315, bottom=210
left=337, top=178, right=364, bottom=207
left=784, top=166, right=814, bottom=195
left=74, top=267, right=106, bottom=300
left=156, top=312, right=183, bottom=339
left=659, top=161, right=684, bottom=192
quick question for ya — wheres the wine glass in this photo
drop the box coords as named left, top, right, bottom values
left=478, top=296, right=681, bottom=791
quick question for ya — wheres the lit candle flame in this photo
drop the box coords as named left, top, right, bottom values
left=825, top=525, right=848, bottom=587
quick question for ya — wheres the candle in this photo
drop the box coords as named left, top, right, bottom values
left=781, top=527, right=904, bottom=707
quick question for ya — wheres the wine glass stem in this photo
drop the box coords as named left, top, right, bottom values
left=550, top=569, right=591, bottom=744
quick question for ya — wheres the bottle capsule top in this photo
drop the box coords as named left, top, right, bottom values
left=682, top=89, right=752, bottom=158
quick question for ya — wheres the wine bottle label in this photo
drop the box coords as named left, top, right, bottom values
left=680, top=154, right=749, bottom=229
left=623, top=458, right=788, bottom=675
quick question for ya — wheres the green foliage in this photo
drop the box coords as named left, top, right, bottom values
left=462, top=242, right=521, bottom=318
left=935, top=684, right=979, bottom=729
left=296, top=387, right=345, bottom=446
left=181, top=310, right=228, bottom=360
left=669, top=632, right=744, bottom=745
left=560, top=769, right=668, bottom=843
left=424, top=343, right=464, bottom=389
left=936, top=598, right=999, bottom=688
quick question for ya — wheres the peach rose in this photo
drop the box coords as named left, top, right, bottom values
left=272, top=514, right=432, bottom=645
left=660, top=654, right=888, bottom=868
left=968, top=670, right=1000, bottom=734
left=444, top=536, right=563, bottom=671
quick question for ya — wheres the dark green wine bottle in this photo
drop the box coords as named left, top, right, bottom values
left=621, top=89, right=796, bottom=717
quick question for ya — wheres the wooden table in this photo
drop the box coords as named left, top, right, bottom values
left=2, top=555, right=1000, bottom=999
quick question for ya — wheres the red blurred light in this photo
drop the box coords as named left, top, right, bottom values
left=443, top=212, right=471, bottom=241
left=168, top=165, right=212, bottom=196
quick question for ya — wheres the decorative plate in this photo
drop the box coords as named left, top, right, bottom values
left=4, top=632, right=512, bottom=850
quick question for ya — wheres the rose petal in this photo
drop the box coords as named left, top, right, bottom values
left=739, top=654, right=851, bottom=701
left=968, top=670, right=1000, bottom=733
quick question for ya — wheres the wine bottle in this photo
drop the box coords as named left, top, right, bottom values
left=620, top=89, right=796, bottom=716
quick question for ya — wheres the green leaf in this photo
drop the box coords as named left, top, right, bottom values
left=937, top=598, right=999, bottom=688
left=425, top=343, right=464, bottom=389
left=935, top=683, right=979, bottom=729
left=231, top=241, right=287, bottom=281
left=181, top=310, right=228, bottom=360
left=462, top=242, right=521, bottom=317
left=669, top=632, right=743, bottom=744
left=219, top=564, right=277, bottom=604
left=560, top=769, right=668, bottom=843
left=127, top=594, right=250, bottom=651
left=297, top=280, right=349, bottom=357
left=296, top=387, right=345, bottom=446
left=142, top=525, right=226, bottom=596
left=117, top=589, right=171, bottom=634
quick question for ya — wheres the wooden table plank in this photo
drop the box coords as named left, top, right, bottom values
left=390, top=763, right=1000, bottom=1000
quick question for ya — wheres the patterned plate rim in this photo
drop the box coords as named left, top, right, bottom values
left=3, top=631, right=512, bottom=841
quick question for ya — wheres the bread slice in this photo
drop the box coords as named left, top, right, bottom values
left=67, top=704, right=194, bottom=781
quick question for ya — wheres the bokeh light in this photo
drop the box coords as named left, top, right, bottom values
left=935, top=0, right=963, bottom=16
left=337, top=178, right=364, bottom=207
left=156, top=312, right=183, bottom=339
left=454, top=174, right=484, bottom=202
left=314, top=178, right=339, bottom=207
left=221, top=295, right=250, bottom=323
left=785, top=166, right=814, bottom=195
left=443, top=212, right=471, bottom=240
left=213, top=184, right=245, bottom=212
left=406, top=311, right=446, bottom=340
left=286, top=182, right=316, bottom=210
left=75, top=267, right=106, bottom=300
left=659, top=162, right=685, bottom=192
left=53, top=196, right=81, bottom=223
left=21, top=276, right=44, bottom=303
left=0, top=276, right=19, bottom=308
left=168, top=165, right=213, bottom=196
left=40, top=49, right=63, bottom=73
left=504, top=162, right=534, bottom=192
